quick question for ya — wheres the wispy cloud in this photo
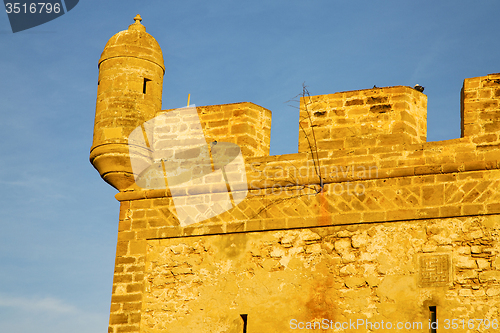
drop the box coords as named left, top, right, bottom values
left=409, top=33, right=454, bottom=84
left=0, top=294, right=107, bottom=333
left=0, top=294, right=78, bottom=314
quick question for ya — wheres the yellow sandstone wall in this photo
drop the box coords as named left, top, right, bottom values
left=140, top=217, right=500, bottom=332
left=90, top=16, right=500, bottom=333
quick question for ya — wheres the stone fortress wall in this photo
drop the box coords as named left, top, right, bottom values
left=91, top=16, right=500, bottom=333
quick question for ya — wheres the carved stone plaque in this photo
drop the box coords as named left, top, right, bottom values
left=418, top=253, right=451, bottom=287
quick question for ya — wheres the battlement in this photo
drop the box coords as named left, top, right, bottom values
left=89, top=16, right=500, bottom=196
left=299, top=86, right=427, bottom=153
left=105, top=72, right=500, bottom=232
left=462, top=73, right=500, bottom=141
left=92, top=73, right=500, bottom=193
left=196, top=102, right=272, bottom=158
left=92, top=60, right=500, bottom=213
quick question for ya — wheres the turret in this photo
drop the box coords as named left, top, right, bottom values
left=90, top=15, right=164, bottom=190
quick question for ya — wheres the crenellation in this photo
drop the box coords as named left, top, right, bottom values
left=298, top=86, right=427, bottom=156
left=461, top=73, right=500, bottom=143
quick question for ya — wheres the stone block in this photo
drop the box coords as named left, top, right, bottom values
left=456, top=255, right=477, bottom=269
left=476, top=258, right=490, bottom=270
left=479, top=270, right=500, bottom=282
left=345, top=277, right=366, bottom=288
left=110, top=313, right=129, bottom=325
left=458, top=289, right=473, bottom=297
left=486, top=287, right=500, bottom=296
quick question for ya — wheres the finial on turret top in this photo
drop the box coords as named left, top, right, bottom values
left=129, top=14, right=146, bottom=32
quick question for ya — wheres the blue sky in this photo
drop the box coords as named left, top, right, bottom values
left=0, top=1, right=499, bottom=332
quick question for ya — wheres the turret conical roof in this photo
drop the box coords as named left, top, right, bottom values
left=98, top=15, right=164, bottom=72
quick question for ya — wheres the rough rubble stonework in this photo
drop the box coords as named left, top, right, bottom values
left=90, top=16, right=500, bottom=333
